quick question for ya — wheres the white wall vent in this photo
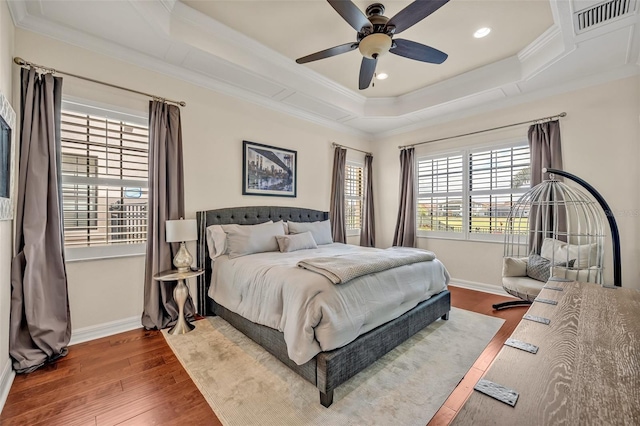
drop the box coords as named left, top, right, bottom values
left=574, top=0, right=638, bottom=33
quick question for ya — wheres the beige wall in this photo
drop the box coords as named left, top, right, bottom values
left=14, top=29, right=371, bottom=331
left=374, top=76, right=640, bottom=290
left=0, top=0, right=15, bottom=399
left=9, top=24, right=640, bottom=338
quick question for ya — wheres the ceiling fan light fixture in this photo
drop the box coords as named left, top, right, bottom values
left=474, top=27, right=491, bottom=38
left=358, top=33, right=392, bottom=59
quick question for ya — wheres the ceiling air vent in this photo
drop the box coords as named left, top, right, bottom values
left=574, top=0, right=638, bottom=33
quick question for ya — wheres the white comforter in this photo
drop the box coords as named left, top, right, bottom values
left=209, top=243, right=450, bottom=365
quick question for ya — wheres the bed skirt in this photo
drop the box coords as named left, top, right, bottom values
left=208, top=289, right=451, bottom=406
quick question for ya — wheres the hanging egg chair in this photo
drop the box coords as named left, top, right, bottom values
left=496, top=168, right=618, bottom=309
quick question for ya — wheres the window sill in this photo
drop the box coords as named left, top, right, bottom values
left=65, top=244, right=146, bottom=262
left=417, top=234, right=505, bottom=244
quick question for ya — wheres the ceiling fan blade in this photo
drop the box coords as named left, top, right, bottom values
left=390, top=39, right=448, bottom=64
left=387, top=0, right=450, bottom=34
left=359, top=57, right=377, bottom=90
left=327, top=0, right=373, bottom=32
left=296, top=42, right=358, bottom=64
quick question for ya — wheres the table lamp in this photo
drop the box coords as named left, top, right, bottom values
left=165, top=218, right=197, bottom=272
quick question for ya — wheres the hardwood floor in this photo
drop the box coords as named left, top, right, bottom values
left=0, top=286, right=526, bottom=425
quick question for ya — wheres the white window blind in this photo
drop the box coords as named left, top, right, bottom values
left=417, top=153, right=464, bottom=234
left=417, top=143, right=530, bottom=240
left=345, top=162, right=364, bottom=232
left=469, top=145, right=530, bottom=235
left=61, top=109, right=149, bottom=248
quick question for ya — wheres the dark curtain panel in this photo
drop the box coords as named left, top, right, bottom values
left=360, top=154, right=375, bottom=247
left=141, top=101, right=194, bottom=329
left=393, top=148, right=416, bottom=247
left=529, top=120, right=563, bottom=186
left=10, top=68, right=70, bottom=373
left=528, top=120, right=564, bottom=251
left=329, top=146, right=347, bottom=243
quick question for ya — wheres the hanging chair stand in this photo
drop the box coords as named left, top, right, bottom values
left=493, top=168, right=622, bottom=310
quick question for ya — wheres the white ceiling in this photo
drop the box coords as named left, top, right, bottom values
left=7, top=0, right=640, bottom=136
left=183, top=0, right=554, bottom=97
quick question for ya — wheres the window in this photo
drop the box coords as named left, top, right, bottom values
left=60, top=101, right=149, bottom=257
left=345, top=162, right=364, bottom=234
left=417, top=143, right=530, bottom=240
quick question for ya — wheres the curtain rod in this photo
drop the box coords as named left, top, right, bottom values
left=331, top=142, right=371, bottom=155
left=13, top=57, right=186, bottom=107
left=398, top=112, right=567, bottom=149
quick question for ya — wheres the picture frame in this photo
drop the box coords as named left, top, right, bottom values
left=0, top=91, right=16, bottom=221
left=243, top=140, right=297, bottom=198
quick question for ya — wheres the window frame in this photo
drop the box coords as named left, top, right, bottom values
left=416, top=140, right=531, bottom=243
left=345, top=160, right=364, bottom=237
left=61, top=98, right=149, bottom=262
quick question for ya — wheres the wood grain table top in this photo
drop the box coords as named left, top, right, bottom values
left=453, top=281, right=640, bottom=425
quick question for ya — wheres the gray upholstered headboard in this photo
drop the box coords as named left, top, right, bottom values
left=196, top=206, right=329, bottom=314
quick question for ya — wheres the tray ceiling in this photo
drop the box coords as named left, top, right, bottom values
left=7, top=0, right=640, bottom=136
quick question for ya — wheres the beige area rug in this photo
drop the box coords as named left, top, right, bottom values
left=163, top=307, right=504, bottom=426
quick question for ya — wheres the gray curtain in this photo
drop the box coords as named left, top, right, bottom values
left=528, top=120, right=564, bottom=251
left=329, top=146, right=347, bottom=243
left=360, top=154, right=375, bottom=247
left=141, top=101, right=194, bottom=330
left=10, top=68, right=70, bottom=373
left=529, top=120, right=563, bottom=186
left=393, top=148, right=416, bottom=247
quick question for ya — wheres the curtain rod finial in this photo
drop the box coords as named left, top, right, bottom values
left=13, top=57, right=26, bottom=66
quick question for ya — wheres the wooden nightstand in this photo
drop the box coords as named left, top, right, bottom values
left=153, top=268, right=204, bottom=335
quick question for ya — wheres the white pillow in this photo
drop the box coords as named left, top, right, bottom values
left=205, top=225, right=227, bottom=259
left=540, top=238, right=598, bottom=269
left=275, top=232, right=318, bottom=253
left=221, top=221, right=284, bottom=259
left=288, top=220, right=333, bottom=245
left=273, top=220, right=288, bottom=234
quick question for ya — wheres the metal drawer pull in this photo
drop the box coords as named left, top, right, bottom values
left=523, top=314, right=550, bottom=325
left=474, top=379, right=519, bottom=407
left=504, top=338, right=539, bottom=354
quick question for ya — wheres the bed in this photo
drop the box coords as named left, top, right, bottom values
left=196, top=206, right=451, bottom=407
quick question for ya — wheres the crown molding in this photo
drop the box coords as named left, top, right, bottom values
left=7, top=0, right=640, bottom=136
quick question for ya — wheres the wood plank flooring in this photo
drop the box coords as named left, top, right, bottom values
left=0, top=286, right=526, bottom=425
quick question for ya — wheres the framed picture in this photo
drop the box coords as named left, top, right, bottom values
left=243, top=140, right=297, bottom=197
left=0, top=91, right=16, bottom=221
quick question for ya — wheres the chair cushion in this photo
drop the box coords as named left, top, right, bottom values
left=540, top=238, right=598, bottom=269
left=502, top=257, right=528, bottom=277
left=502, top=276, right=546, bottom=302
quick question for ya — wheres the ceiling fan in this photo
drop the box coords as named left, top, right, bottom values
left=296, top=0, right=450, bottom=90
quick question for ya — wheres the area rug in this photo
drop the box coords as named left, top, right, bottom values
left=163, top=307, right=504, bottom=426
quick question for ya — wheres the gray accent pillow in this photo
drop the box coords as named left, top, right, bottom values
left=276, top=231, right=318, bottom=253
left=221, top=221, right=284, bottom=259
left=288, top=220, right=333, bottom=245
left=526, top=254, right=575, bottom=282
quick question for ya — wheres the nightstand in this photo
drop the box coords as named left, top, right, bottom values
left=153, top=268, right=204, bottom=335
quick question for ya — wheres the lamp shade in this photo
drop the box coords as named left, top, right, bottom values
left=165, top=219, right=197, bottom=243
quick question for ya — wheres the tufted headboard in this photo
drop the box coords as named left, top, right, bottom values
left=195, top=206, right=329, bottom=314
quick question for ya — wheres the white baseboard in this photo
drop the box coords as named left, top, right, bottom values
left=0, top=358, right=15, bottom=415
left=449, top=278, right=511, bottom=297
left=69, top=316, right=142, bottom=346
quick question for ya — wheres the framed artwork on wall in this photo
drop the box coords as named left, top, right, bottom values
left=243, top=140, right=297, bottom=197
left=0, top=91, right=16, bottom=221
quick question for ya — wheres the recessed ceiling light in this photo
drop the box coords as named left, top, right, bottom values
left=376, top=72, right=388, bottom=80
left=474, top=27, right=491, bottom=38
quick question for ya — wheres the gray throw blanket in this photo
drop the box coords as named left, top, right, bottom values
left=297, top=247, right=436, bottom=284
